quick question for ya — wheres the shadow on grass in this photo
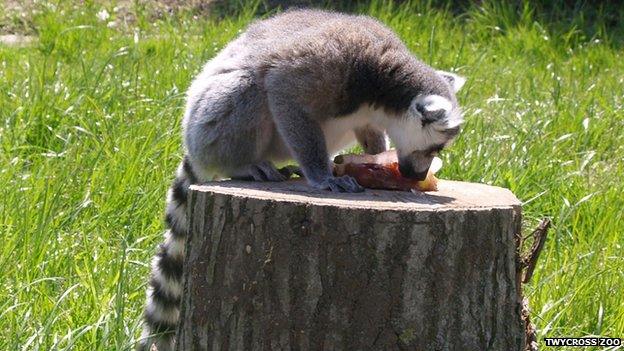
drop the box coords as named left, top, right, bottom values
left=210, top=0, right=624, bottom=48
left=2, top=1, right=621, bottom=48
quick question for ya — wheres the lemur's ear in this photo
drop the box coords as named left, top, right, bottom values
left=437, top=70, right=466, bottom=92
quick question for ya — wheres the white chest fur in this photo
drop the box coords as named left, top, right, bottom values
left=321, top=105, right=386, bottom=155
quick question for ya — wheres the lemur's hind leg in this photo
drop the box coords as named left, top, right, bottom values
left=354, top=125, right=388, bottom=155
left=231, top=160, right=288, bottom=182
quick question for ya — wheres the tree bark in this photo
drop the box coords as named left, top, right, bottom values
left=176, top=180, right=525, bottom=351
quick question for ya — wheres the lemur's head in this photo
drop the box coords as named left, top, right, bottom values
left=386, top=70, right=465, bottom=181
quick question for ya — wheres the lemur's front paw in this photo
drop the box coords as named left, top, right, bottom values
left=315, top=175, right=364, bottom=193
left=232, top=161, right=288, bottom=182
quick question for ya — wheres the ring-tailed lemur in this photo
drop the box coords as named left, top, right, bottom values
left=138, top=9, right=465, bottom=351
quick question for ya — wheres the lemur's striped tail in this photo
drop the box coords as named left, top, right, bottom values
left=138, top=156, right=197, bottom=351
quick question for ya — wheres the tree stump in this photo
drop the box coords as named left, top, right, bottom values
left=176, top=180, right=525, bottom=351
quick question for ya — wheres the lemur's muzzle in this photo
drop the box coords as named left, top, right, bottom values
left=398, top=152, right=433, bottom=181
left=399, top=165, right=428, bottom=181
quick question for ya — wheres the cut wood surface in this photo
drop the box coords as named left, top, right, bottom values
left=176, top=179, right=525, bottom=351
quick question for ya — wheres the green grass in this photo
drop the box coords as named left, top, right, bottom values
left=1, top=1, right=622, bottom=349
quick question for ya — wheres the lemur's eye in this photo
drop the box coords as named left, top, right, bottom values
left=415, top=103, right=426, bottom=114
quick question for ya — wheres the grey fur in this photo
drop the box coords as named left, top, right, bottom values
left=139, top=9, right=466, bottom=351
left=183, top=8, right=465, bottom=190
left=354, top=125, right=388, bottom=155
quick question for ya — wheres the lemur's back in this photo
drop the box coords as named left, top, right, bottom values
left=213, top=9, right=406, bottom=71
left=246, top=9, right=342, bottom=41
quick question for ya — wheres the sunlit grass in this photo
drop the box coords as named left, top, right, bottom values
left=0, top=1, right=622, bottom=349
